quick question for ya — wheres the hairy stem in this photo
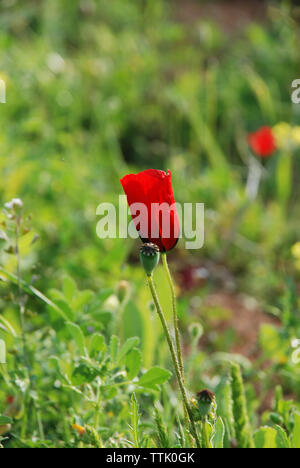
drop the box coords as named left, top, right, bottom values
left=15, top=219, right=28, bottom=369
left=147, top=274, right=200, bottom=448
left=15, top=214, right=31, bottom=440
left=161, top=253, right=184, bottom=381
left=94, top=380, right=102, bottom=429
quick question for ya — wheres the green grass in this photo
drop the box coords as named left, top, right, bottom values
left=1, top=0, right=300, bottom=448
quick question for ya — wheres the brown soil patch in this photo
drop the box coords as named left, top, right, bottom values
left=203, top=291, right=280, bottom=358
left=171, top=0, right=268, bottom=32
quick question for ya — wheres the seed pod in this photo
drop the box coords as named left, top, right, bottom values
left=139, top=243, right=160, bottom=276
left=190, top=390, right=216, bottom=422
left=196, top=389, right=216, bottom=419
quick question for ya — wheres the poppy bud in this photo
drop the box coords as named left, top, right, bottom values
left=139, top=243, right=160, bottom=276
left=189, top=323, right=203, bottom=343
left=269, top=412, right=283, bottom=425
left=195, top=389, right=216, bottom=420
left=116, top=280, right=131, bottom=303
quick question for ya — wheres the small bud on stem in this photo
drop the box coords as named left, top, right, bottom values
left=116, top=280, right=131, bottom=303
left=139, top=243, right=160, bottom=276
left=196, top=389, right=215, bottom=419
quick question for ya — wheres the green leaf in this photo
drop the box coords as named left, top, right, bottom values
left=274, top=425, right=290, bottom=448
left=154, top=405, right=170, bottom=448
left=291, top=412, right=300, bottom=448
left=73, top=290, right=94, bottom=310
left=138, top=367, right=171, bottom=389
left=87, top=289, right=114, bottom=314
left=0, top=415, right=12, bottom=425
left=49, top=356, right=70, bottom=383
left=130, top=393, right=140, bottom=448
left=54, top=299, right=74, bottom=321
left=71, top=362, right=98, bottom=386
left=118, top=337, right=140, bottom=363
left=0, top=339, right=6, bottom=364
left=109, top=335, right=119, bottom=363
left=63, top=276, right=77, bottom=302
left=122, top=301, right=144, bottom=346
left=66, top=322, right=86, bottom=355
left=276, top=153, right=292, bottom=204
left=254, top=426, right=278, bottom=448
left=0, top=267, right=69, bottom=321
left=259, top=324, right=287, bottom=362
left=97, top=288, right=115, bottom=302
left=213, top=417, right=225, bottom=448
left=93, top=310, right=113, bottom=326
left=203, top=421, right=214, bottom=448
left=0, top=316, right=16, bottom=337
left=277, top=398, right=293, bottom=429
left=126, top=348, right=142, bottom=380
left=89, top=333, right=106, bottom=358
left=0, top=323, right=8, bottom=334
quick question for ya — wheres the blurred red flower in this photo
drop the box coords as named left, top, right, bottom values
left=248, top=126, right=276, bottom=157
left=6, top=395, right=14, bottom=404
left=120, top=169, right=179, bottom=252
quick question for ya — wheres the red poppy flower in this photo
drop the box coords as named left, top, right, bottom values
left=248, top=126, right=276, bottom=158
left=120, top=169, right=180, bottom=252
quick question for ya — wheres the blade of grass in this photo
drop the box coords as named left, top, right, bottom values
left=130, top=393, right=140, bottom=448
left=0, top=267, right=69, bottom=321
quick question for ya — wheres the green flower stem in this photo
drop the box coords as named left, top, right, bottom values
left=94, top=381, right=102, bottom=429
left=161, top=252, right=189, bottom=428
left=36, top=405, right=45, bottom=440
left=15, top=218, right=28, bottom=371
left=16, top=214, right=30, bottom=440
left=147, top=274, right=200, bottom=448
left=161, top=253, right=185, bottom=381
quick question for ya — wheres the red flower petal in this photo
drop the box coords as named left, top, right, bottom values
left=248, top=126, right=276, bottom=158
left=120, top=169, right=180, bottom=252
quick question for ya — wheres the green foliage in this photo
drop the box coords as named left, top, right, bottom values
left=0, top=0, right=300, bottom=449
left=254, top=426, right=279, bottom=448
left=213, top=418, right=225, bottom=449
left=291, top=412, right=300, bottom=448
left=230, top=363, right=254, bottom=448
left=130, top=393, right=140, bottom=448
left=154, top=405, right=170, bottom=448
left=126, top=348, right=142, bottom=380
left=138, top=367, right=172, bottom=390
left=0, top=415, right=12, bottom=425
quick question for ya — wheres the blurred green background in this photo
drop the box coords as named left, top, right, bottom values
left=1, top=0, right=300, bottom=448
